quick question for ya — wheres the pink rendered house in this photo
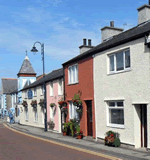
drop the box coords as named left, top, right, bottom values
left=46, top=68, right=63, bottom=133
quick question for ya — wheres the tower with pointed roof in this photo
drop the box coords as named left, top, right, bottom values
left=17, top=54, right=36, bottom=103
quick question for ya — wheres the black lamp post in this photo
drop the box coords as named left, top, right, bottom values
left=31, top=41, right=47, bottom=131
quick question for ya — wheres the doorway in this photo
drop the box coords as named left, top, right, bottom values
left=140, top=104, right=147, bottom=148
left=86, top=100, right=93, bottom=136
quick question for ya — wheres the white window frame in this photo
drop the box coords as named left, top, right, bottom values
left=50, top=82, right=54, bottom=96
left=34, top=109, right=38, bottom=122
left=107, top=101, right=125, bottom=128
left=25, top=90, right=28, bottom=99
left=108, top=49, right=130, bottom=74
left=25, top=108, right=28, bottom=121
left=68, top=64, right=78, bottom=84
left=33, top=88, right=37, bottom=97
left=69, top=101, right=78, bottom=120
left=41, top=86, right=44, bottom=95
left=58, top=79, right=63, bottom=95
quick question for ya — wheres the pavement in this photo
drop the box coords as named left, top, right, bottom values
left=3, top=120, right=150, bottom=160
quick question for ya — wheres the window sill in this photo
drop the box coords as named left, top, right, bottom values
left=108, top=68, right=131, bottom=76
left=50, top=95, right=54, bottom=97
left=67, top=82, right=79, bottom=86
left=58, top=94, right=63, bottom=96
left=107, top=124, right=125, bottom=129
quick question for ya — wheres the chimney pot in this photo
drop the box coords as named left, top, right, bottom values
left=88, top=39, right=91, bottom=46
left=110, top=21, right=114, bottom=27
left=83, top=39, right=86, bottom=45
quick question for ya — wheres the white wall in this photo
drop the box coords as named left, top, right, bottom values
left=94, top=37, right=150, bottom=147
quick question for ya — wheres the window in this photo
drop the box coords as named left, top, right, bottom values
left=25, top=107, right=28, bottom=120
left=68, top=64, right=78, bottom=84
left=58, top=79, right=63, bottom=95
left=34, top=108, right=38, bottom=122
left=25, top=90, right=28, bottom=99
left=50, top=82, right=53, bottom=96
left=33, top=88, right=37, bottom=97
left=107, top=101, right=124, bottom=127
left=41, top=86, right=44, bottom=95
left=69, top=101, right=79, bottom=120
left=22, top=79, right=27, bottom=88
left=109, top=49, right=130, bottom=73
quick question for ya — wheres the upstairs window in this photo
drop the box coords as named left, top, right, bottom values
left=68, top=64, right=78, bottom=84
left=25, top=90, right=28, bottom=99
left=109, top=49, right=130, bottom=73
left=58, top=79, right=63, bottom=95
left=50, top=82, right=54, bottom=96
left=33, top=88, right=37, bottom=97
left=41, top=86, right=44, bottom=95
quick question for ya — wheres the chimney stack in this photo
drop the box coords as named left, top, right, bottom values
left=79, top=38, right=94, bottom=54
left=88, top=39, right=91, bottom=46
left=137, top=1, right=150, bottom=24
left=101, top=21, right=123, bottom=42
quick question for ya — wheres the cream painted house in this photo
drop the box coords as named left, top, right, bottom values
left=19, top=84, right=45, bottom=128
left=92, top=3, right=150, bottom=148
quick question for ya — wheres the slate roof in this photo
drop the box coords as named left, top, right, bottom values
left=2, top=78, right=18, bottom=94
left=18, top=56, right=36, bottom=75
left=62, top=20, right=150, bottom=66
left=21, top=68, right=63, bottom=91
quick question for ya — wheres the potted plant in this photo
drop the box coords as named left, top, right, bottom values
left=39, top=99, right=44, bottom=108
left=50, top=103, right=56, bottom=107
left=62, top=123, right=68, bottom=136
left=47, top=119, right=55, bottom=130
left=104, top=130, right=121, bottom=147
left=31, top=100, right=37, bottom=108
left=22, top=100, right=28, bottom=107
left=76, top=126, right=83, bottom=139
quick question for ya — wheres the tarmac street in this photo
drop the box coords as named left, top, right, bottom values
left=0, top=122, right=117, bottom=160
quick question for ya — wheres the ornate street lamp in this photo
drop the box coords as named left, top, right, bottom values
left=31, top=42, right=47, bottom=131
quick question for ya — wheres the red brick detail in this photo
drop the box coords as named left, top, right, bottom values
left=18, top=74, right=36, bottom=77
left=64, top=56, right=96, bottom=138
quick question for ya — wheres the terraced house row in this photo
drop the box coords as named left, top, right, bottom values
left=2, top=2, right=150, bottom=149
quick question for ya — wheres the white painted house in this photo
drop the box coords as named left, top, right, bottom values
left=93, top=3, right=150, bottom=148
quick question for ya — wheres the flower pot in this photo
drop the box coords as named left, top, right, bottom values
left=49, top=124, right=55, bottom=130
left=77, top=135, right=82, bottom=139
left=63, top=132, right=67, bottom=136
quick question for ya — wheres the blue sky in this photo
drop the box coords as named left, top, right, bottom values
left=0, top=0, right=148, bottom=91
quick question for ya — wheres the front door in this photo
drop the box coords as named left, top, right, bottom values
left=86, top=100, right=93, bottom=136
left=140, top=104, right=147, bottom=148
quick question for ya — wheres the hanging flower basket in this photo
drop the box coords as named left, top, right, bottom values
left=58, top=100, right=67, bottom=109
left=50, top=103, right=56, bottom=107
left=38, top=99, right=45, bottom=108
left=31, top=100, right=37, bottom=108
left=22, top=100, right=28, bottom=108
left=72, top=93, right=82, bottom=107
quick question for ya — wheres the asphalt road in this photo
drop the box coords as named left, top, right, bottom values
left=0, top=123, right=114, bottom=160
